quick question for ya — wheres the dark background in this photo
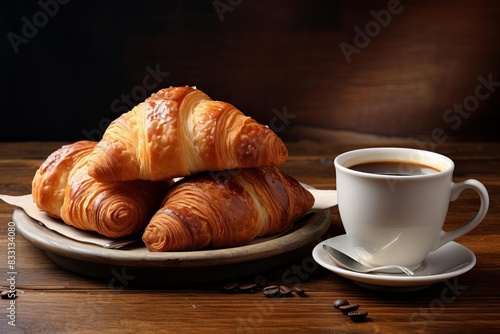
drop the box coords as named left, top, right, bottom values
left=1, top=0, right=499, bottom=142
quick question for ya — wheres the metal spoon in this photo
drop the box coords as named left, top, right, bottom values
left=322, top=244, right=414, bottom=276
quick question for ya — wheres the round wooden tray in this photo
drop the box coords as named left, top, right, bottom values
left=14, top=207, right=331, bottom=285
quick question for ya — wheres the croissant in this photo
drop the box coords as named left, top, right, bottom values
left=142, top=166, right=315, bottom=252
left=32, top=141, right=170, bottom=238
left=87, top=86, right=288, bottom=182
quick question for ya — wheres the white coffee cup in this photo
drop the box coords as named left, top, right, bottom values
left=334, top=147, right=489, bottom=270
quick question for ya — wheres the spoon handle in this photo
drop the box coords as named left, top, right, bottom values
left=370, top=265, right=414, bottom=276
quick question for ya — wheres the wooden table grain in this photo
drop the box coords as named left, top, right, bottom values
left=1, top=140, right=499, bottom=334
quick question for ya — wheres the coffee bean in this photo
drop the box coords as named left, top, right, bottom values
left=333, top=298, right=369, bottom=322
left=222, top=282, right=239, bottom=293
left=279, top=285, right=293, bottom=297
left=238, top=283, right=257, bottom=293
left=292, top=286, right=307, bottom=297
left=1, top=290, right=16, bottom=300
left=333, top=299, right=349, bottom=309
left=338, top=303, right=359, bottom=314
left=263, top=285, right=281, bottom=298
left=348, top=310, right=368, bottom=322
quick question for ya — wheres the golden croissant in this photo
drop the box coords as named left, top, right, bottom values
left=142, top=166, right=315, bottom=252
left=32, top=141, right=170, bottom=238
left=87, top=86, right=288, bottom=182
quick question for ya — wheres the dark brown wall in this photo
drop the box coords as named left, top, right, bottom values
left=3, top=0, right=499, bottom=141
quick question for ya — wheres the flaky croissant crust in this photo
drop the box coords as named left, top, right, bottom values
left=32, top=141, right=95, bottom=218
left=87, top=86, right=288, bottom=182
left=32, top=141, right=170, bottom=238
left=142, top=166, right=315, bottom=252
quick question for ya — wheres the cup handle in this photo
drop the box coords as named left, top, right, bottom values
left=432, top=179, right=489, bottom=251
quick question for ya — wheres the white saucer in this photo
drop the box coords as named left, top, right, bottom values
left=312, top=235, right=476, bottom=292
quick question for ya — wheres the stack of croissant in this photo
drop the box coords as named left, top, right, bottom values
left=32, top=86, right=314, bottom=251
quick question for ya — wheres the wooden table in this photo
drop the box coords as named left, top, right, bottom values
left=1, top=140, right=499, bottom=333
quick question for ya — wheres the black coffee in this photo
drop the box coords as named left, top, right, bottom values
left=349, top=161, right=440, bottom=176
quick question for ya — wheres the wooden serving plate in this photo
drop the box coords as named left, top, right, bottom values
left=13, top=207, right=332, bottom=285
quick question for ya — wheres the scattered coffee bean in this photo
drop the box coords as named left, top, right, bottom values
left=333, top=299, right=349, bottom=309
left=333, top=298, right=369, bottom=322
left=222, top=279, right=309, bottom=299
left=238, top=283, right=257, bottom=293
left=292, top=286, right=307, bottom=297
left=338, top=303, right=359, bottom=315
left=1, top=290, right=16, bottom=300
left=262, top=285, right=295, bottom=298
left=279, top=285, right=293, bottom=297
left=348, top=310, right=368, bottom=322
left=263, top=285, right=281, bottom=298
left=222, top=282, right=240, bottom=293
